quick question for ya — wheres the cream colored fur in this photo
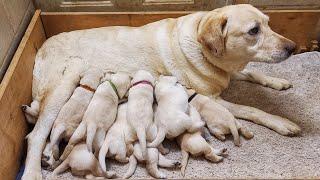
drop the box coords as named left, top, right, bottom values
left=59, top=72, right=131, bottom=162
left=98, top=103, right=136, bottom=175
left=47, top=68, right=104, bottom=164
left=123, top=141, right=180, bottom=179
left=23, top=4, right=300, bottom=179
left=148, top=76, right=204, bottom=148
left=190, top=94, right=254, bottom=146
left=126, top=70, right=155, bottom=159
left=177, top=131, right=227, bottom=176
left=52, top=143, right=115, bottom=179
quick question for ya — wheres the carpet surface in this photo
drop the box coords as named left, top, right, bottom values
left=43, top=52, right=320, bottom=179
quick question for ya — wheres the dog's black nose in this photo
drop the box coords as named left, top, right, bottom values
left=284, top=42, right=297, bottom=55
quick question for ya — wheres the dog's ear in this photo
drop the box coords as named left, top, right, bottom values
left=198, top=15, right=228, bottom=58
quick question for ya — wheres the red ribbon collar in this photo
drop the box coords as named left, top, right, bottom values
left=130, top=80, right=153, bottom=89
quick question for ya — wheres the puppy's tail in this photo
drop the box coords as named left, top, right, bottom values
left=86, top=122, right=97, bottom=153
left=181, top=150, right=189, bottom=177
left=229, top=118, right=240, bottom=146
left=122, top=154, right=137, bottom=179
left=60, top=122, right=86, bottom=161
left=98, top=141, right=110, bottom=173
left=49, top=124, right=65, bottom=150
left=136, top=128, right=147, bottom=159
left=147, top=126, right=165, bottom=148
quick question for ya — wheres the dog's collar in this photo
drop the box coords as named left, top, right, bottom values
left=188, top=92, right=198, bottom=102
left=130, top=80, right=153, bottom=89
left=107, top=80, right=120, bottom=99
left=80, top=84, right=96, bottom=92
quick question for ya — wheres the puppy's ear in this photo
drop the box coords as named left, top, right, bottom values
left=198, top=15, right=228, bottom=58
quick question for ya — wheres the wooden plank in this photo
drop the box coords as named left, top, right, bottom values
left=0, top=10, right=46, bottom=180
left=41, top=10, right=320, bottom=51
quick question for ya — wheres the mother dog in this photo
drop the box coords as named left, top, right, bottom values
left=23, top=4, right=300, bottom=179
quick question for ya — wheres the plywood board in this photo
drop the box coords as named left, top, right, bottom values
left=0, top=10, right=46, bottom=180
left=41, top=10, right=320, bottom=51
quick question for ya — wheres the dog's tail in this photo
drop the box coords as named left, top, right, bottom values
left=60, top=122, right=86, bottom=161
left=147, top=126, right=165, bottom=148
left=98, top=140, right=110, bottom=173
left=229, top=118, right=240, bottom=146
left=122, top=154, right=137, bottom=179
left=86, top=122, right=97, bottom=153
left=136, top=127, right=147, bottom=159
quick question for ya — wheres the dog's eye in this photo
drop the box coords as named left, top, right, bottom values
left=248, top=26, right=260, bottom=35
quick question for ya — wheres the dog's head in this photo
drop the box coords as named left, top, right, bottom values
left=198, top=4, right=296, bottom=71
left=111, top=72, right=132, bottom=98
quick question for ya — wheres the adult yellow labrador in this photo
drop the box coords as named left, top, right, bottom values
left=22, top=4, right=300, bottom=179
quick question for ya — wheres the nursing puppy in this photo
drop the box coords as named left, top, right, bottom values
left=98, top=103, right=136, bottom=174
left=52, top=143, right=115, bottom=179
left=123, top=141, right=180, bottom=179
left=48, top=68, right=103, bottom=160
left=177, top=131, right=227, bottom=176
left=190, top=94, right=254, bottom=146
left=148, top=76, right=204, bottom=148
left=60, top=72, right=131, bottom=161
left=127, top=70, right=155, bottom=158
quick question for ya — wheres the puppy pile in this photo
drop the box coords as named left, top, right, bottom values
left=22, top=69, right=228, bottom=179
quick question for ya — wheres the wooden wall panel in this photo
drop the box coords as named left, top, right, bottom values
left=0, top=10, right=46, bottom=180
left=41, top=10, right=320, bottom=52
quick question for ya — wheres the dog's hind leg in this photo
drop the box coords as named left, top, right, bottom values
left=60, top=122, right=87, bottom=161
left=232, top=71, right=292, bottom=90
left=52, top=158, right=70, bottom=176
left=136, top=127, right=147, bottom=158
left=147, top=126, right=166, bottom=148
left=180, top=149, right=189, bottom=177
left=49, top=124, right=66, bottom=159
left=216, top=98, right=301, bottom=136
left=86, top=122, right=98, bottom=153
left=22, top=76, right=79, bottom=180
left=146, top=148, right=167, bottom=179
left=123, top=155, right=137, bottom=179
left=158, top=153, right=180, bottom=168
left=204, top=146, right=223, bottom=163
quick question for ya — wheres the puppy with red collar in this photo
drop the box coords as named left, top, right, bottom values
left=60, top=72, right=131, bottom=164
left=45, top=68, right=104, bottom=165
left=127, top=70, right=155, bottom=159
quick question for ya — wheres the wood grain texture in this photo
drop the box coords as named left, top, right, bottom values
left=0, top=10, right=46, bottom=180
left=41, top=10, right=320, bottom=51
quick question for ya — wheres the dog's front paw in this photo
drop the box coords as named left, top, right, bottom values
left=273, top=117, right=301, bottom=136
left=21, top=170, right=42, bottom=180
left=263, top=77, right=292, bottom=90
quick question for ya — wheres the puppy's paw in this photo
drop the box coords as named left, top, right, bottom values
left=174, top=161, right=181, bottom=168
left=21, top=105, right=28, bottom=112
left=106, top=170, right=117, bottom=178
left=264, top=77, right=292, bottom=90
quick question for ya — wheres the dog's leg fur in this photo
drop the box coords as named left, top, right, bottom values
left=180, top=149, right=189, bottom=177
left=147, top=126, right=166, bottom=148
left=232, top=71, right=292, bottom=90
left=216, top=98, right=301, bottom=136
left=22, top=76, right=79, bottom=180
left=60, top=121, right=87, bottom=161
left=158, top=144, right=169, bottom=155
left=86, top=122, right=98, bottom=153
left=123, top=155, right=138, bottom=179
left=49, top=124, right=66, bottom=158
left=146, top=148, right=167, bottom=179
left=158, top=153, right=180, bottom=168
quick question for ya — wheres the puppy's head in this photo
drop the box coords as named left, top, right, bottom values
left=154, top=75, right=178, bottom=100
left=131, top=70, right=155, bottom=86
left=79, top=67, right=104, bottom=89
left=198, top=4, right=296, bottom=71
left=110, top=72, right=131, bottom=99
